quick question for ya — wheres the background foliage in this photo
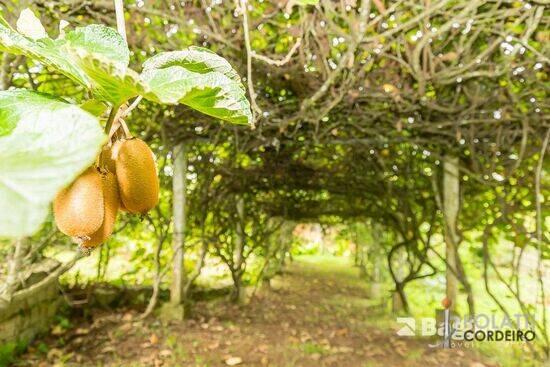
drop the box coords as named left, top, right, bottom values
left=0, top=0, right=548, bottom=365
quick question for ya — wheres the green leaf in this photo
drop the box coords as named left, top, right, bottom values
left=142, top=66, right=252, bottom=125
left=65, top=25, right=130, bottom=67
left=0, top=17, right=138, bottom=105
left=71, top=53, right=145, bottom=106
left=80, top=99, right=108, bottom=117
left=0, top=90, right=106, bottom=238
left=63, top=24, right=140, bottom=105
left=0, top=12, right=8, bottom=27
left=0, top=22, right=89, bottom=86
left=142, top=47, right=244, bottom=90
left=141, top=47, right=251, bottom=124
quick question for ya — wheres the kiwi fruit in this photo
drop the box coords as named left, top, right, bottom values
left=81, top=172, right=120, bottom=248
left=99, top=146, right=117, bottom=174
left=106, top=142, right=129, bottom=212
left=54, top=167, right=104, bottom=237
left=98, top=145, right=130, bottom=211
left=115, top=138, right=159, bottom=214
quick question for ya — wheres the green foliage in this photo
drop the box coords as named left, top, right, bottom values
left=0, top=8, right=251, bottom=238
left=0, top=340, right=28, bottom=367
left=142, top=64, right=251, bottom=125
left=0, top=10, right=251, bottom=119
left=0, top=17, right=88, bottom=86
left=0, top=0, right=547, bottom=363
left=65, top=24, right=130, bottom=66
left=141, top=47, right=251, bottom=124
left=0, top=89, right=105, bottom=237
left=142, top=47, right=244, bottom=87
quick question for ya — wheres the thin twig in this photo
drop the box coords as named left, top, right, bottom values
left=239, top=0, right=262, bottom=121
left=251, top=38, right=302, bottom=66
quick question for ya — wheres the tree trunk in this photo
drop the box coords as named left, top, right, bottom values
left=183, top=239, right=208, bottom=298
left=231, top=196, right=246, bottom=303
left=456, top=250, right=475, bottom=316
left=354, top=229, right=361, bottom=267
left=170, top=143, right=187, bottom=305
left=370, top=223, right=382, bottom=282
left=230, top=271, right=244, bottom=303
left=356, top=237, right=367, bottom=277
left=443, top=156, right=460, bottom=312
left=393, top=282, right=409, bottom=313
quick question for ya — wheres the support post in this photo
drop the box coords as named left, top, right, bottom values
left=161, top=143, right=188, bottom=321
left=443, top=156, right=460, bottom=312
left=161, top=143, right=187, bottom=321
left=171, top=143, right=187, bottom=305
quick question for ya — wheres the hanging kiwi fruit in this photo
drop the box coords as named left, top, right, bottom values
left=80, top=172, right=120, bottom=249
left=53, top=105, right=160, bottom=252
left=106, top=114, right=159, bottom=214
left=113, top=138, right=160, bottom=214
left=54, top=167, right=104, bottom=237
left=99, top=146, right=117, bottom=174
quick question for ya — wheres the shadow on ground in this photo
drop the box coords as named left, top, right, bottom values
left=15, top=256, right=496, bottom=367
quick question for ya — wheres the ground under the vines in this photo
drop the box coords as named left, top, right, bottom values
left=16, top=257, right=498, bottom=367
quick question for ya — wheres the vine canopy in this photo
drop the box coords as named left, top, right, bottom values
left=0, top=8, right=252, bottom=238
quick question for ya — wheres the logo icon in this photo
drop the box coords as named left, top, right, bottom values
left=396, top=317, right=416, bottom=336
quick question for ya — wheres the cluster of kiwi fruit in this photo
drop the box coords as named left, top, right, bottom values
left=53, top=117, right=159, bottom=252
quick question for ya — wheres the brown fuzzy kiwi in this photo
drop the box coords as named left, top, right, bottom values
left=54, top=167, right=104, bottom=237
left=118, top=198, right=129, bottom=212
left=100, top=142, right=130, bottom=212
left=99, top=146, right=117, bottom=174
left=114, top=138, right=159, bottom=214
left=81, top=172, right=120, bottom=249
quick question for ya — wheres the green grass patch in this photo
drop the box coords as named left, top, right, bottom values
left=0, top=340, right=28, bottom=367
left=300, top=341, right=326, bottom=355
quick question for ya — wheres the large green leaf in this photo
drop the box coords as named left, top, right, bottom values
left=70, top=51, right=145, bottom=106
left=64, top=25, right=143, bottom=105
left=142, top=47, right=244, bottom=90
left=0, top=90, right=106, bottom=238
left=0, top=21, right=89, bottom=86
left=142, top=65, right=252, bottom=125
left=65, top=25, right=130, bottom=68
left=0, top=10, right=138, bottom=105
left=1, top=10, right=252, bottom=123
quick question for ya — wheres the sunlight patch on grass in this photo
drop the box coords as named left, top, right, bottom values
left=299, top=341, right=327, bottom=355
left=405, top=348, right=424, bottom=360
left=475, top=342, right=540, bottom=367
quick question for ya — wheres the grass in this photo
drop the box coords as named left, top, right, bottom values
left=475, top=342, right=542, bottom=367
left=300, top=341, right=327, bottom=355
left=20, top=251, right=545, bottom=367
left=405, top=348, right=424, bottom=361
left=296, top=254, right=545, bottom=367
left=0, top=340, right=28, bottom=367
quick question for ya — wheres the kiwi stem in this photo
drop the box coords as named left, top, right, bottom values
left=122, top=96, right=143, bottom=118
left=104, top=104, right=122, bottom=134
left=119, top=118, right=132, bottom=138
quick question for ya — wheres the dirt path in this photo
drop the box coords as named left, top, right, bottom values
left=16, top=256, right=496, bottom=367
